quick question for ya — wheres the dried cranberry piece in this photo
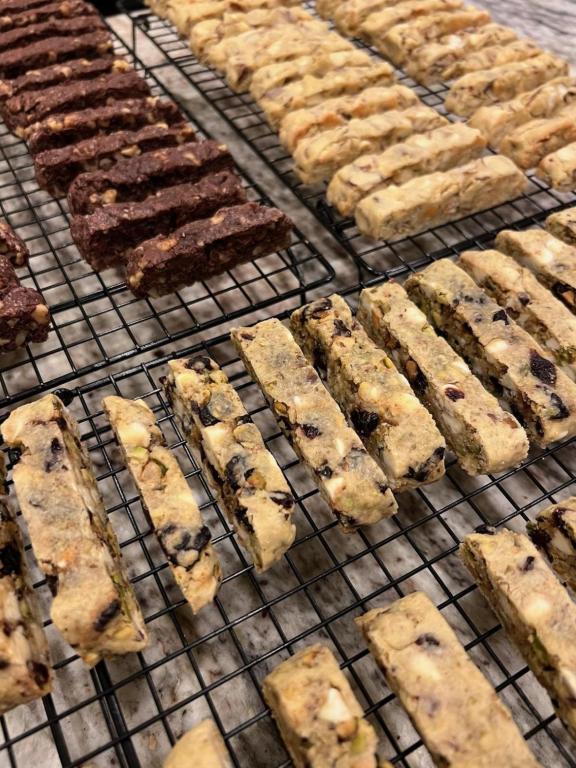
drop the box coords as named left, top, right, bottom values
left=529, top=349, right=556, bottom=386
left=351, top=409, right=379, bottom=438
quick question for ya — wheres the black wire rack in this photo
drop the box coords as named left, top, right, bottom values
left=124, top=0, right=576, bottom=280
left=0, top=19, right=334, bottom=410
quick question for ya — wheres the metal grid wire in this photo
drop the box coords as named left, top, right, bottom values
left=125, top=0, right=576, bottom=279
left=0, top=19, right=333, bottom=409
left=2, top=302, right=576, bottom=768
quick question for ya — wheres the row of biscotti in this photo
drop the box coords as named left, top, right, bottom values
left=0, top=0, right=293, bottom=298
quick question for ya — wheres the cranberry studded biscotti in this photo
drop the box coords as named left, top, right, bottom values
left=357, top=282, right=528, bottom=474
left=458, top=249, right=576, bottom=381
left=1, top=395, right=148, bottom=666
left=163, top=356, right=296, bottom=572
left=495, top=228, right=576, bottom=314
left=0, top=455, right=52, bottom=714
left=460, top=528, right=576, bottom=741
left=528, top=497, right=576, bottom=592
left=538, top=142, right=576, bottom=191
left=262, top=644, right=378, bottom=768
left=547, top=206, right=576, bottom=247
left=290, top=295, right=446, bottom=491
left=232, top=319, right=397, bottom=530
left=357, top=592, right=542, bottom=768
left=406, top=259, right=576, bottom=446
left=0, top=255, right=50, bottom=352
left=164, top=720, right=233, bottom=768
left=102, top=396, right=222, bottom=613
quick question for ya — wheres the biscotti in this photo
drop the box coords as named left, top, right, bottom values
left=0, top=255, right=50, bottom=352
left=0, top=14, right=105, bottom=54
left=0, top=31, right=113, bottom=79
left=0, top=220, right=28, bottom=266
left=360, top=0, right=463, bottom=39
left=406, top=259, right=576, bottom=446
left=0, top=456, right=52, bottom=714
left=333, top=0, right=415, bottom=35
left=547, top=206, right=576, bottom=246
left=126, top=202, right=292, bottom=297
left=102, top=396, right=222, bottom=613
left=164, top=720, right=233, bottom=768
left=460, top=528, right=576, bottom=740
left=538, top=142, right=576, bottom=190
left=355, top=155, right=527, bottom=241
left=1, top=395, right=148, bottom=666
left=357, top=592, right=542, bottom=768
left=442, top=39, right=541, bottom=81
left=290, top=294, right=446, bottom=490
left=262, top=644, right=378, bottom=768
left=528, top=498, right=576, bottom=592
left=163, top=356, right=295, bottom=571
left=499, top=103, right=576, bottom=168
left=0, top=0, right=97, bottom=32
left=357, top=282, right=528, bottom=474
left=231, top=318, right=398, bottom=530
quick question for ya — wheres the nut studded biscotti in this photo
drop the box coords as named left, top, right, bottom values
left=293, top=105, right=447, bottom=185
left=499, top=103, right=576, bottom=169
left=360, top=0, right=463, bottom=39
left=0, top=31, right=113, bottom=79
left=357, top=592, right=542, bottom=768
left=4, top=70, right=151, bottom=134
left=468, top=76, right=576, bottom=148
left=0, top=0, right=98, bottom=32
left=459, top=249, right=576, bottom=381
left=355, top=155, right=527, bottom=241
left=262, top=644, right=378, bottom=768
left=0, top=256, right=50, bottom=352
left=357, top=282, right=528, bottom=474
left=332, top=0, right=412, bottom=35
left=528, top=497, right=576, bottom=592
left=0, top=220, right=28, bottom=266
left=0, top=455, right=52, bottom=714
left=67, top=141, right=234, bottom=215
left=279, top=85, right=418, bottom=153
left=163, top=356, right=296, bottom=571
left=547, top=206, right=576, bottom=246
left=327, top=123, right=486, bottom=216
left=538, top=142, right=576, bottom=191
left=445, top=53, right=570, bottom=117
left=460, top=528, right=576, bottom=740
left=71, top=170, right=245, bottom=269
left=377, top=8, right=491, bottom=65
left=495, top=228, right=576, bottom=314
left=126, top=202, right=292, bottom=297
left=102, top=396, right=222, bottom=613
left=1, top=395, right=148, bottom=666
left=0, top=14, right=106, bottom=54
left=290, top=295, right=446, bottom=491
left=406, top=259, right=576, bottom=447
left=164, top=720, right=233, bottom=768
left=405, top=23, right=518, bottom=85
left=0, top=0, right=61, bottom=12
left=27, top=97, right=184, bottom=154
left=442, top=39, right=541, bottom=81
left=232, top=319, right=397, bottom=530
left=35, top=122, right=196, bottom=197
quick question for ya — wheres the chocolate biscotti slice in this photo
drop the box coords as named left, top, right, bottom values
left=0, top=455, right=52, bottom=714
left=538, top=141, right=576, bottom=191
left=547, top=206, right=576, bottom=247
left=459, top=249, right=576, bottom=381
left=0, top=0, right=62, bottom=15
left=163, top=356, right=296, bottom=571
left=0, top=255, right=50, bottom=352
left=0, top=0, right=98, bottom=32
left=35, top=122, right=196, bottom=197
left=1, top=394, right=148, bottom=666
left=0, top=31, right=113, bottom=79
left=406, top=259, right=576, bottom=446
left=495, top=228, right=576, bottom=314
left=0, top=220, right=28, bottom=266
left=528, top=497, right=576, bottom=592
left=499, top=103, right=576, bottom=169
left=71, top=170, right=244, bottom=269
left=357, top=592, right=542, bottom=768
left=0, top=14, right=106, bottom=55
left=164, top=720, right=233, bottom=768
left=357, top=282, right=528, bottom=474
left=67, top=140, right=233, bottom=214
left=460, top=528, right=576, bottom=740
left=262, top=644, right=378, bottom=768
left=103, top=396, right=222, bottom=613
left=27, top=96, right=184, bottom=154
left=231, top=318, right=397, bottom=530
left=290, top=294, right=446, bottom=491
left=126, top=202, right=292, bottom=297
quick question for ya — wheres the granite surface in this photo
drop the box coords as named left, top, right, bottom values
left=1, top=2, right=576, bottom=768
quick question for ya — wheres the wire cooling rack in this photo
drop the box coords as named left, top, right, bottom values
left=124, top=0, right=576, bottom=279
left=2, top=294, right=576, bottom=768
left=0, top=19, right=333, bottom=409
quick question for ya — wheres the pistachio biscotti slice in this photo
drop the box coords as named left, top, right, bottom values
left=528, top=497, right=576, bottom=592
left=263, top=644, right=378, bottom=768
left=357, top=282, right=528, bottom=474
left=1, top=394, right=148, bottom=666
left=163, top=356, right=296, bottom=571
left=290, top=294, right=446, bottom=491
left=357, top=591, right=542, bottom=768
left=102, top=396, right=222, bottom=612
left=164, top=719, right=232, bottom=768
left=460, top=528, right=576, bottom=740
left=232, top=319, right=397, bottom=531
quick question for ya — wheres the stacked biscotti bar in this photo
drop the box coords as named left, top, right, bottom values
left=0, top=0, right=293, bottom=298
left=145, top=0, right=532, bottom=242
